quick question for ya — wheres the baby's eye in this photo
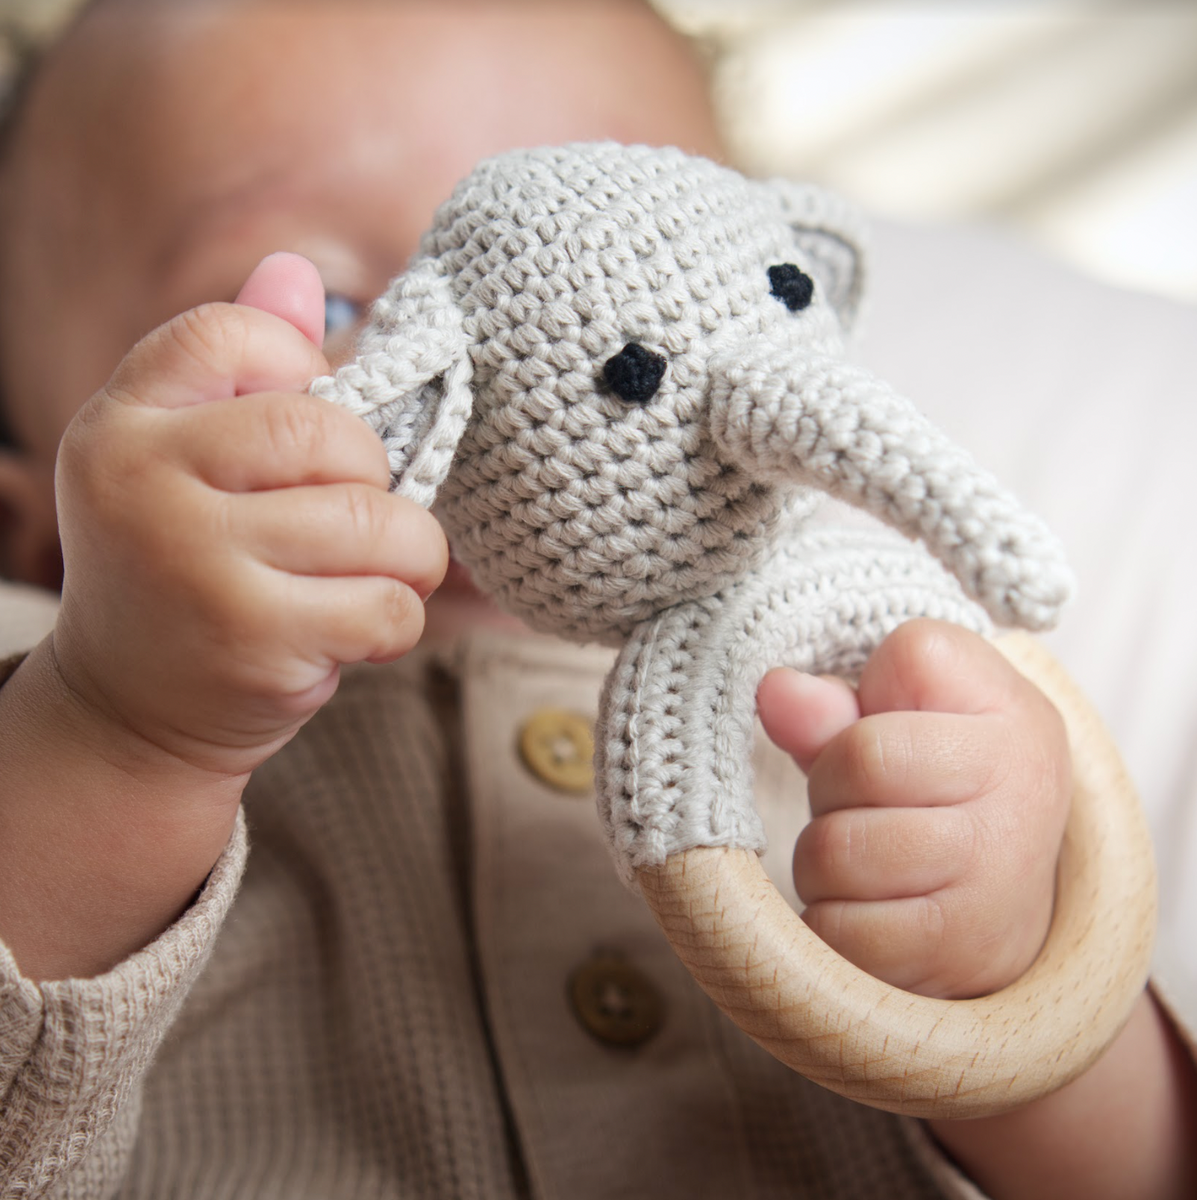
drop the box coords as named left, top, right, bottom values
left=767, top=263, right=814, bottom=312
left=324, top=292, right=364, bottom=338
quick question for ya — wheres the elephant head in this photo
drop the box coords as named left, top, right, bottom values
left=311, top=142, right=1072, bottom=643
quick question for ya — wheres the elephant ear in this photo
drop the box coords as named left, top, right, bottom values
left=309, top=257, right=473, bottom=510
left=761, top=180, right=868, bottom=333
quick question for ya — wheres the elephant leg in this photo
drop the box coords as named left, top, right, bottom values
left=595, top=516, right=989, bottom=886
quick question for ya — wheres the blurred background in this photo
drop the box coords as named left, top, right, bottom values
left=656, top=0, right=1197, bottom=304
left=3, top=0, right=1194, bottom=304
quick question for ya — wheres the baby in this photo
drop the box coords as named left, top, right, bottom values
left=0, top=1, right=1192, bottom=1197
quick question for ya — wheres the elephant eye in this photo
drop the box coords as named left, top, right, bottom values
left=603, top=342, right=667, bottom=404
left=768, top=263, right=814, bottom=312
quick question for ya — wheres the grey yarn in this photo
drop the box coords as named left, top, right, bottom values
left=311, top=142, right=1073, bottom=882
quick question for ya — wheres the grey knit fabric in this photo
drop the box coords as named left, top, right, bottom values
left=312, top=141, right=1073, bottom=880
left=596, top=511, right=989, bottom=884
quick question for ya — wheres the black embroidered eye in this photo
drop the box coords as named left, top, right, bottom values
left=768, top=263, right=814, bottom=312
left=603, top=342, right=667, bottom=404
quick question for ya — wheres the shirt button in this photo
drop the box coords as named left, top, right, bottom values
left=569, top=954, right=664, bottom=1048
left=518, top=708, right=594, bottom=794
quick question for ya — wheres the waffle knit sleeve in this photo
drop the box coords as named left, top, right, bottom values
left=0, top=808, right=248, bottom=1199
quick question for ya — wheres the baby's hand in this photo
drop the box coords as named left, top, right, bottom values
left=757, top=620, right=1071, bottom=999
left=51, top=253, right=447, bottom=781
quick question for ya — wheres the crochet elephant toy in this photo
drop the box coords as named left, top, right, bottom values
left=311, top=142, right=1155, bottom=1118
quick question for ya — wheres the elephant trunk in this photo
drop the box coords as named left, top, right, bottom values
left=708, top=342, right=1074, bottom=632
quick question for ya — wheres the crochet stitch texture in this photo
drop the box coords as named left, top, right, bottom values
left=312, top=141, right=1073, bottom=881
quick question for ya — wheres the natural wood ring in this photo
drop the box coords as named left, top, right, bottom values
left=636, top=632, right=1157, bottom=1119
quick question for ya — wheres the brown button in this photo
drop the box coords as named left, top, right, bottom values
left=569, top=954, right=664, bottom=1048
left=518, top=708, right=594, bottom=794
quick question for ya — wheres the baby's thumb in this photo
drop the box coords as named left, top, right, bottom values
left=757, top=669, right=860, bottom=775
left=104, top=255, right=329, bottom=411
left=234, top=252, right=326, bottom=348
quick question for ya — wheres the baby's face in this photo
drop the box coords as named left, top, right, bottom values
left=0, top=0, right=719, bottom=477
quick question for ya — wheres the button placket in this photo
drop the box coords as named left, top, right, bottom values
left=461, top=631, right=759, bottom=1198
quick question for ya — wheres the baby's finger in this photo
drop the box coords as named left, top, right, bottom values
left=805, top=710, right=1011, bottom=815
left=801, top=889, right=1040, bottom=999
left=104, top=300, right=330, bottom=411
left=267, top=571, right=430, bottom=669
left=793, top=803, right=975, bottom=905
left=800, top=896, right=958, bottom=996
left=858, top=619, right=1021, bottom=718
left=234, top=252, right=326, bottom=348
left=757, top=668, right=860, bottom=774
left=229, top=484, right=447, bottom=598
left=172, top=392, right=391, bottom=493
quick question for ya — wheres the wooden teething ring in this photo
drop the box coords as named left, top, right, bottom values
left=636, top=632, right=1157, bottom=1119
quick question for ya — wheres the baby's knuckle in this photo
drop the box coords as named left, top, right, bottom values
left=879, top=618, right=952, bottom=679
left=342, top=484, right=386, bottom=543
left=904, top=895, right=953, bottom=989
left=936, top=808, right=981, bottom=877
left=258, top=393, right=328, bottom=464
left=166, top=303, right=247, bottom=372
left=61, top=395, right=134, bottom=479
left=802, top=813, right=854, bottom=878
left=887, top=618, right=942, bottom=660
left=913, top=893, right=949, bottom=947
left=843, top=724, right=908, bottom=796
